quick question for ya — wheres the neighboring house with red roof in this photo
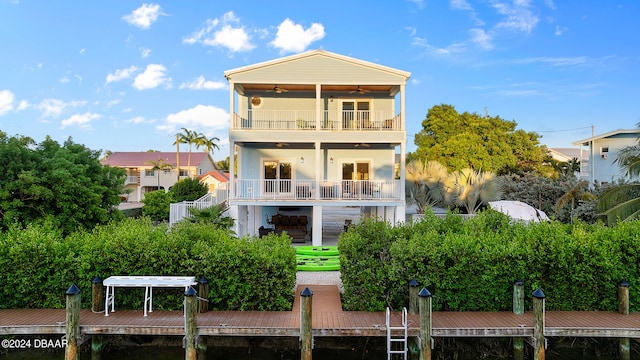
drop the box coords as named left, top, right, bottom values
left=102, top=151, right=216, bottom=201
left=200, top=170, right=230, bottom=193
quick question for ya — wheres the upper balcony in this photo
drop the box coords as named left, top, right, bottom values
left=232, top=110, right=401, bottom=132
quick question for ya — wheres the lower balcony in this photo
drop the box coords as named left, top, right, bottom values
left=232, top=179, right=402, bottom=201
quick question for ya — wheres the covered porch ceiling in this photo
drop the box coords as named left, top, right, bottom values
left=239, top=142, right=397, bottom=150
left=237, top=83, right=397, bottom=95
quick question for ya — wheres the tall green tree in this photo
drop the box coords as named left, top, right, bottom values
left=175, top=128, right=199, bottom=177
left=198, top=135, right=220, bottom=162
left=410, top=104, right=548, bottom=174
left=170, top=177, right=207, bottom=202
left=0, top=132, right=125, bottom=235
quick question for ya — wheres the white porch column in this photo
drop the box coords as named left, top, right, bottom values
left=247, top=206, right=256, bottom=237
left=230, top=205, right=239, bottom=235
left=312, top=205, right=323, bottom=246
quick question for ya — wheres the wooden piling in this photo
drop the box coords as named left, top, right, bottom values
left=91, top=335, right=102, bottom=360
left=184, top=286, right=197, bottom=360
left=300, top=287, right=313, bottom=360
left=91, top=276, right=103, bottom=312
left=532, top=288, right=545, bottom=360
left=418, top=287, right=432, bottom=360
left=619, top=280, right=630, bottom=360
left=65, top=284, right=81, bottom=360
left=513, top=279, right=524, bottom=360
left=409, top=279, right=420, bottom=315
left=198, top=277, right=209, bottom=313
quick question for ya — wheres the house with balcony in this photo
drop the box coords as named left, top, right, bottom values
left=572, top=129, right=640, bottom=184
left=101, top=151, right=216, bottom=202
left=223, top=49, right=410, bottom=245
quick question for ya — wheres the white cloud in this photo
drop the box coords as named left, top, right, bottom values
left=61, top=112, right=101, bottom=129
left=133, top=64, right=171, bottom=90
left=122, top=3, right=166, bottom=30
left=140, top=47, right=152, bottom=58
left=157, top=104, right=228, bottom=134
left=450, top=0, right=472, bottom=11
left=17, top=100, right=29, bottom=111
left=79, top=48, right=85, bottom=54
left=37, top=98, right=86, bottom=118
left=554, top=25, right=567, bottom=36
left=59, top=77, right=70, bottom=84
left=179, top=76, right=226, bottom=90
left=106, top=66, right=138, bottom=83
left=491, top=0, right=539, bottom=33
left=470, top=28, right=493, bottom=50
left=270, top=18, right=325, bottom=53
left=0, top=90, right=15, bottom=116
left=408, top=0, right=426, bottom=9
left=512, top=56, right=587, bottom=67
left=412, top=36, right=466, bottom=56
left=183, top=12, right=255, bottom=52
left=125, top=116, right=149, bottom=124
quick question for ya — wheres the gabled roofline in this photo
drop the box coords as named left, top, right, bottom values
left=224, top=49, right=411, bottom=81
left=572, top=129, right=640, bottom=146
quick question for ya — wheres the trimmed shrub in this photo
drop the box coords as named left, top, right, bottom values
left=0, top=218, right=296, bottom=311
left=340, top=211, right=640, bottom=312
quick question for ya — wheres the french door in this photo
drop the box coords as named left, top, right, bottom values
left=264, top=160, right=292, bottom=195
left=342, top=161, right=370, bottom=197
left=342, top=101, right=370, bottom=129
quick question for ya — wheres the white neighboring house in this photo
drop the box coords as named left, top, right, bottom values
left=101, top=152, right=216, bottom=202
left=572, top=129, right=640, bottom=184
left=224, top=49, right=411, bottom=245
left=200, top=170, right=230, bottom=193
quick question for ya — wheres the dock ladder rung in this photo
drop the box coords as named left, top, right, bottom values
left=386, top=307, right=408, bottom=360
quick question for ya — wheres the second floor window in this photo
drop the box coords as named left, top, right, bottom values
left=145, top=169, right=155, bottom=177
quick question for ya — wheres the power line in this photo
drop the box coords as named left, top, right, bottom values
left=535, top=126, right=593, bottom=133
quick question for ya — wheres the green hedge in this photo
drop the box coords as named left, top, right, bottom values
left=339, top=210, right=640, bottom=312
left=0, top=218, right=296, bottom=311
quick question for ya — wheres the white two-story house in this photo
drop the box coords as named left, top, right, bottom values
left=224, top=49, right=411, bottom=245
left=572, top=129, right=640, bottom=184
left=102, top=151, right=216, bottom=202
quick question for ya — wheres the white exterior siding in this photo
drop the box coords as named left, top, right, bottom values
left=573, top=130, right=639, bottom=184
left=225, top=50, right=410, bottom=244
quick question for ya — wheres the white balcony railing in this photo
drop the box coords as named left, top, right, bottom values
left=232, top=179, right=401, bottom=201
left=233, top=110, right=400, bottom=131
left=125, top=176, right=139, bottom=184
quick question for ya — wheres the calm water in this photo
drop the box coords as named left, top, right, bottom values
left=2, top=337, right=633, bottom=360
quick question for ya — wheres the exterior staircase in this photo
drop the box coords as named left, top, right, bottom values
left=169, top=184, right=228, bottom=226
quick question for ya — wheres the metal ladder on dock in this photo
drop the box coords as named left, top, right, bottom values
left=386, top=307, right=408, bottom=360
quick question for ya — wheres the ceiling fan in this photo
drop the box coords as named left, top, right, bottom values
left=354, top=143, right=370, bottom=148
left=275, top=142, right=289, bottom=148
left=267, top=85, right=288, bottom=94
left=349, top=86, right=370, bottom=95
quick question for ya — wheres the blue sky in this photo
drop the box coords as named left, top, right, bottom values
left=1, top=0, right=639, bottom=160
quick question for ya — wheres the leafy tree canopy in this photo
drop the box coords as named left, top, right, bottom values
left=410, top=104, right=549, bottom=174
left=170, top=177, right=208, bottom=203
left=0, top=132, right=125, bottom=234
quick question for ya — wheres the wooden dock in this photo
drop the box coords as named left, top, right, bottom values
left=2, top=284, right=640, bottom=339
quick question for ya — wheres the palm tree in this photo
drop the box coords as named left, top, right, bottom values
left=597, top=122, right=640, bottom=225
left=452, top=168, right=502, bottom=214
left=405, top=159, right=449, bottom=213
left=556, top=180, right=596, bottom=223
left=187, top=204, right=235, bottom=234
left=198, top=135, right=220, bottom=168
left=175, top=128, right=199, bottom=178
left=145, top=158, right=174, bottom=190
